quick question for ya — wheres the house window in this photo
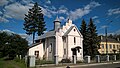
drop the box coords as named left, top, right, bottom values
left=74, top=37, right=76, bottom=45
left=74, top=29, right=76, bottom=31
left=102, top=51, right=104, bottom=53
left=49, top=43, right=52, bottom=53
left=109, top=44, right=112, bottom=49
left=35, top=51, right=39, bottom=58
left=113, top=45, right=115, bottom=49
left=117, top=45, right=119, bottom=49
left=64, top=49, right=66, bottom=55
left=101, top=44, right=104, bottom=49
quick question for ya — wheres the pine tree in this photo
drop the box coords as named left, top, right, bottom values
left=23, top=2, right=46, bottom=43
left=80, top=19, right=87, bottom=56
left=87, top=18, right=100, bottom=58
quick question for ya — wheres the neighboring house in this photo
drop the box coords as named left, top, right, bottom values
left=98, top=36, right=120, bottom=54
left=29, top=17, right=83, bottom=61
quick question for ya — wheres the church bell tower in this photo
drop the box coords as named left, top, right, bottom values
left=53, top=16, right=61, bottom=30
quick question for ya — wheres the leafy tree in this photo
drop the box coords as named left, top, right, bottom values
left=86, top=18, right=100, bottom=58
left=80, top=19, right=88, bottom=56
left=23, top=2, right=46, bottom=43
left=0, top=32, right=9, bottom=57
left=0, top=31, right=28, bottom=59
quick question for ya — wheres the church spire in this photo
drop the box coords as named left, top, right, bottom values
left=54, top=16, right=61, bottom=30
left=54, top=16, right=60, bottom=22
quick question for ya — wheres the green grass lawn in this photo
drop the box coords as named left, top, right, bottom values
left=0, top=58, right=27, bottom=68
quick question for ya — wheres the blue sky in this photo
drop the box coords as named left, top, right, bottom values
left=0, top=0, right=120, bottom=36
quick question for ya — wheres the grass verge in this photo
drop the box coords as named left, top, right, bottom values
left=0, top=58, right=27, bottom=68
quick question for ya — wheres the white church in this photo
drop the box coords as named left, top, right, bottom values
left=29, top=17, right=83, bottom=61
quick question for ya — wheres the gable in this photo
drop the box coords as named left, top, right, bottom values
left=63, top=25, right=82, bottom=37
left=68, top=26, right=80, bottom=36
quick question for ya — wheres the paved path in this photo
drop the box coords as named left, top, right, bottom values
left=36, top=62, right=120, bottom=68
left=72, top=63, right=120, bottom=68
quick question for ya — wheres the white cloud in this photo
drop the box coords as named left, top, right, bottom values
left=2, top=29, right=14, bottom=33
left=1, top=0, right=56, bottom=21
left=42, top=7, right=57, bottom=18
left=69, top=8, right=90, bottom=20
left=0, top=16, right=9, bottom=22
left=0, top=11, right=2, bottom=15
left=92, top=16, right=98, bottom=19
left=0, top=1, right=101, bottom=22
left=115, top=15, right=120, bottom=19
left=43, top=1, right=101, bottom=20
left=58, top=5, right=68, bottom=14
left=42, top=5, right=69, bottom=18
left=59, top=16, right=65, bottom=20
left=95, top=19, right=100, bottom=23
left=115, top=29, right=120, bottom=34
left=92, top=16, right=100, bottom=24
left=108, top=8, right=120, bottom=15
left=19, top=34, right=29, bottom=39
left=0, top=0, right=14, bottom=6
left=0, top=0, right=9, bottom=6
left=0, top=29, right=15, bottom=35
left=0, top=0, right=34, bottom=22
left=69, top=1, right=101, bottom=20
left=59, top=16, right=66, bottom=22
left=4, top=3, right=33, bottom=20
left=46, top=0, right=51, bottom=4
left=100, top=25, right=108, bottom=29
left=84, top=1, right=101, bottom=10
left=41, top=5, right=58, bottom=18
left=21, top=0, right=33, bottom=4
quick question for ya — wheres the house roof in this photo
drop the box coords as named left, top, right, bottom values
left=29, top=42, right=41, bottom=48
left=38, top=24, right=83, bottom=40
left=101, top=37, right=120, bottom=43
left=63, top=26, right=74, bottom=36
left=30, top=31, right=55, bottom=48
left=38, top=31, right=55, bottom=39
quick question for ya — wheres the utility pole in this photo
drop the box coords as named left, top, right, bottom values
left=105, top=27, right=108, bottom=55
left=105, top=21, right=112, bottom=55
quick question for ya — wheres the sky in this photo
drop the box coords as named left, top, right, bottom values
left=0, top=0, right=120, bottom=42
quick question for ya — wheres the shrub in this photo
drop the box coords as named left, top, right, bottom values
left=76, top=61, right=83, bottom=63
left=61, top=58, right=71, bottom=63
left=36, top=59, right=54, bottom=65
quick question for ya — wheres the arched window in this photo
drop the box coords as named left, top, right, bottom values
left=49, top=43, right=52, bottom=53
left=74, top=37, right=76, bottom=45
left=64, top=37, right=66, bottom=43
left=64, top=49, right=66, bottom=55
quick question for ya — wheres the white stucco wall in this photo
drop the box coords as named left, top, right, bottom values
left=29, top=43, right=43, bottom=59
left=67, top=26, right=83, bottom=61
left=46, top=37, right=55, bottom=61
left=57, top=35, right=64, bottom=61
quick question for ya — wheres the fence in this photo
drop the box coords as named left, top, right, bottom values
left=90, top=54, right=120, bottom=63
left=25, top=55, right=120, bottom=66
left=26, top=54, right=120, bottom=67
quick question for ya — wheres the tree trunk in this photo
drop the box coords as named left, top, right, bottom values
left=33, top=32, right=35, bottom=44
